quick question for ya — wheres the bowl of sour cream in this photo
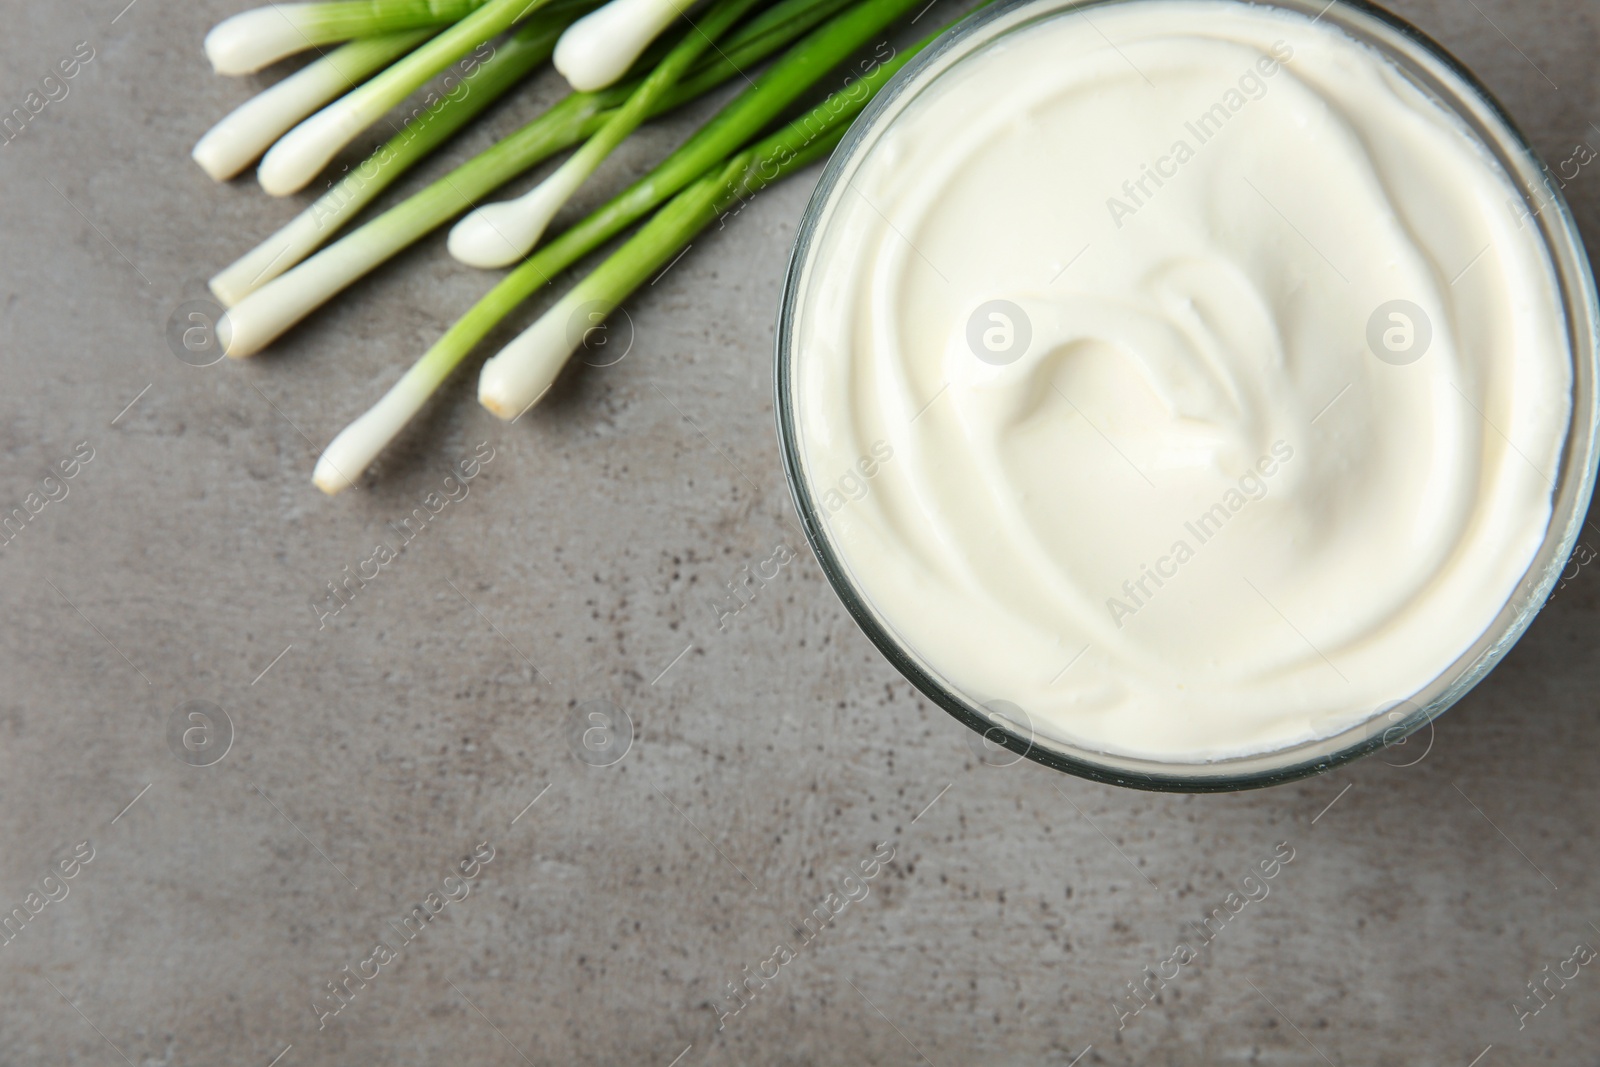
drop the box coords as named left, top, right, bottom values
left=776, top=0, right=1600, bottom=789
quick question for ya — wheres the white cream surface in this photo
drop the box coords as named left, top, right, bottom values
left=790, top=0, right=1573, bottom=761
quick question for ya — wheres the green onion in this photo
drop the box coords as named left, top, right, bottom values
left=193, top=29, right=436, bottom=182
left=204, top=0, right=489, bottom=75
left=216, top=0, right=848, bottom=304
left=257, top=0, right=564, bottom=195
left=475, top=132, right=845, bottom=419
left=317, top=129, right=841, bottom=492
left=218, top=93, right=613, bottom=353
left=216, top=0, right=849, bottom=347
left=447, top=0, right=769, bottom=269
left=209, top=7, right=588, bottom=306
left=697, top=0, right=858, bottom=59
left=312, top=35, right=919, bottom=491
left=553, top=0, right=701, bottom=91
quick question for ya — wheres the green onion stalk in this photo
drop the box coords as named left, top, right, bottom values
left=193, top=28, right=438, bottom=182
left=257, top=0, right=571, bottom=195
left=204, top=0, right=492, bottom=74
left=473, top=130, right=846, bottom=420
left=446, top=0, right=773, bottom=269
left=553, top=0, right=703, bottom=91
left=550, top=0, right=862, bottom=91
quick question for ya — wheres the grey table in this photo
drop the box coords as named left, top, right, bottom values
left=1, top=0, right=1597, bottom=1063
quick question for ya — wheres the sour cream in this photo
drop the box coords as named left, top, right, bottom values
left=787, top=0, right=1574, bottom=762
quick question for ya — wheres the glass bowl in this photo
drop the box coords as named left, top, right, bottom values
left=774, top=0, right=1600, bottom=791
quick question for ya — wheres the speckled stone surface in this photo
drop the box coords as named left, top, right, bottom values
left=1, top=0, right=1598, bottom=1063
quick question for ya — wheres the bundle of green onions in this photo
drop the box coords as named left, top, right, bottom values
left=194, top=0, right=960, bottom=494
